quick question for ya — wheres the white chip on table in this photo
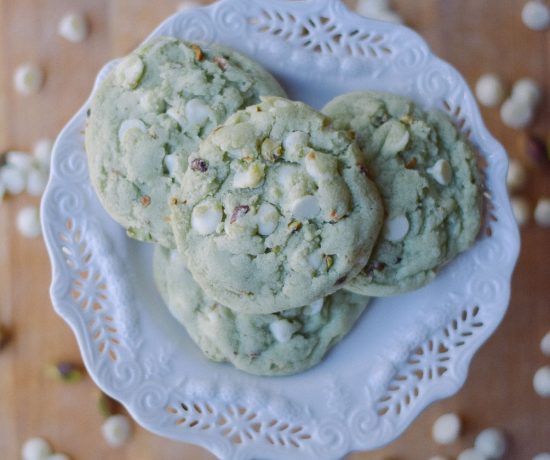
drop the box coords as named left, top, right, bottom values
left=177, top=0, right=203, bottom=11
left=475, top=74, right=505, bottom=108
left=0, top=166, right=26, bottom=195
left=26, top=168, right=49, bottom=196
left=46, top=454, right=71, bottom=460
left=6, top=151, right=33, bottom=172
left=16, top=206, right=42, bottom=238
left=428, top=456, right=450, bottom=460
left=58, top=12, right=89, bottom=43
left=21, top=437, right=52, bottom=460
left=511, top=78, right=542, bottom=108
left=474, top=428, right=507, bottom=459
left=14, top=62, right=45, bottom=96
left=533, top=365, right=550, bottom=397
left=457, top=448, right=488, bottom=460
left=522, top=0, right=550, bottom=30
left=33, top=138, right=53, bottom=170
left=355, top=0, right=403, bottom=23
left=432, top=412, right=461, bottom=444
left=506, top=159, right=527, bottom=192
left=101, top=414, right=133, bottom=447
left=500, top=98, right=534, bottom=129
left=534, top=198, right=550, bottom=227
left=540, top=331, right=550, bottom=356
left=511, top=197, right=530, bottom=226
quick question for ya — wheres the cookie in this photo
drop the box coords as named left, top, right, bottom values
left=171, top=96, right=384, bottom=313
left=323, top=91, right=483, bottom=296
left=153, top=247, right=369, bottom=376
left=86, top=36, right=286, bottom=248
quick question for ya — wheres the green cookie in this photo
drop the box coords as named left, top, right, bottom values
left=323, top=91, right=483, bottom=296
left=86, top=36, right=285, bottom=248
left=171, top=96, right=384, bottom=313
left=153, top=247, right=369, bottom=376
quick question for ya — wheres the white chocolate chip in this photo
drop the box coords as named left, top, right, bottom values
left=291, top=195, right=320, bottom=220
left=533, top=453, right=550, bottom=460
left=116, top=55, right=144, bottom=89
left=432, top=412, right=461, bottom=445
left=511, top=78, right=542, bottom=108
left=269, top=319, right=298, bottom=343
left=457, top=448, right=488, bottom=460
left=46, top=454, right=71, bottom=460
left=33, top=138, right=53, bottom=169
left=383, top=215, right=410, bottom=242
left=522, top=1, right=550, bottom=30
left=475, top=74, right=505, bottom=108
left=474, top=428, right=507, bottom=459
left=118, top=119, right=146, bottom=143
left=506, top=159, right=527, bottom=191
left=14, top=63, right=44, bottom=96
left=307, top=249, right=323, bottom=270
left=534, top=197, right=550, bottom=227
left=356, top=0, right=403, bottom=23
left=26, top=168, right=48, bottom=196
left=191, top=200, right=223, bottom=235
left=17, top=206, right=42, bottom=238
left=283, top=131, right=309, bottom=155
left=164, top=154, right=177, bottom=177
left=233, top=161, right=265, bottom=189
left=6, top=151, right=33, bottom=173
left=428, top=456, right=450, bottom=460
left=511, top=197, right=530, bottom=226
left=22, top=437, right=52, bottom=460
left=257, top=202, right=279, bottom=236
left=277, top=164, right=297, bottom=188
left=101, top=414, right=133, bottom=447
left=304, top=150, right=334, bottom=182
left=533, top=365, right=550, bottom=397
left=0, top=166, right=26, bottom=195
left=540, top=331, right=550, bottom=356
left=305, top=298, right=324, bottom=315
left=428, top=159, right=453, bottom=186
left=500, top=98, right=534, bottom=129
left=185, top=98, right=213, bottom=126
left=58, top=12, right=89, bottom=43
left=382, top=121, right=410, bottom=155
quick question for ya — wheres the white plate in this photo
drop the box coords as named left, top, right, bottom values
left=41, top=1, right=520, bottom=459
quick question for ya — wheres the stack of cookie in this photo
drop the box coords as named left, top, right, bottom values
left=85, top=37, right=483, bottom=376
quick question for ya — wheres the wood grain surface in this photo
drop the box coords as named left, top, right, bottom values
left=0, top=1, right=549, bottom=459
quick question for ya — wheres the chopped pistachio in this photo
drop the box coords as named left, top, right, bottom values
left=46, top=361, right=84, bottom=383
left=324, top=255, right=334, bottom=270
left=190, top=44, right=204, bottom=61
left=140, top=195, right=151, bottom=207
left=287, top=220, right=302, bottom=234
left=261, top=138, right=283, bottom=162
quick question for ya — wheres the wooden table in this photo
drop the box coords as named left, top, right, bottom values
left=0, top=1, right=548, bottom=459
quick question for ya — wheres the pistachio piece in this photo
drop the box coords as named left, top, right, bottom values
left=213, top=56, right=228, bottom=70
left=233, top=161, right=265, bottom=188
left=98, top=391, right=118, bottom=418
left=140, top=195, right=151, bottom=207
left=287, top=220, right=302, bottom=234
left=0, top=323, right=10, bottom=350
left=190, top=44, right=204, bottom=61
left=190, top=158, right=208, bottom=172
left=116, top=55, right=144, bottom=89
left=46, top=361, right=84, bottom=383
left=191, top=200, right=223, bottom=235
left=383, top=215, right=410, bottom=242
left=257, top=202, right=279, bottom=236
left=427, top=159, right=453, bottom=185
left=291, top=195, right=320, bottom=220
left=324, top=255, right=334, bottom=270
left=230, top=205, right=250, bottom=224
left=261, top=138, right=282, bottom=162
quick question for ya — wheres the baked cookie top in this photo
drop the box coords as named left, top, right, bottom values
left=171, top=96, right=383, bottom=313
left=85, top=36, right=285, bottom=248
left=323, top=91, right=483, bottom=296
left=153, top=247, right=369, bottom=376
